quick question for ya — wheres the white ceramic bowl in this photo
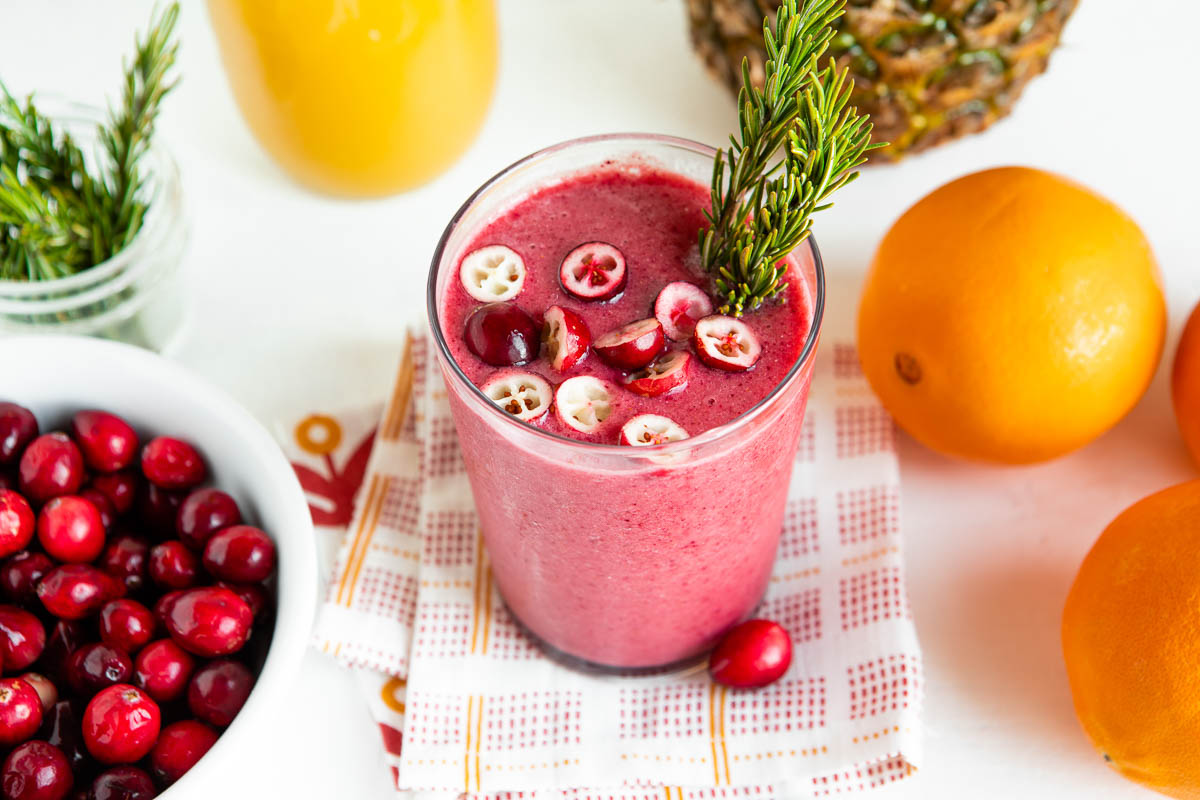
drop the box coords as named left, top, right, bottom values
left=1, top=335, right=317, bottom=797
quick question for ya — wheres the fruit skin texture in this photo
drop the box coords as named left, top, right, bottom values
left=1, top=740, right=73, bottom=800
left=1062, top=480, right=1200, bottom=799
left=0, top=491, right=35, bottom=558
left=164, top=587, right=252, bottom=657
left=857, top=167, right=1165, bottom=464
left=81, top=685, right=161, bottom=765
left=1171, top=301, right=1200, bottom=468
left=0, top=677, right=43, bottom=747
left=708, top=619, right=792, bottom=689
left=149, top=720, right=217, bottom=785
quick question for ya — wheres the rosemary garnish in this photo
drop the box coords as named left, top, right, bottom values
left=0, top=3, right=180, bottom=282
left=699, top=0, right=881, bottom=316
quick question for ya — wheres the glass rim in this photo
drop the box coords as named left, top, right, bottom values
left=426, top=131, right=826, bottom=455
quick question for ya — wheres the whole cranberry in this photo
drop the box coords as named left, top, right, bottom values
left=97, top=536, right=148, bottom=595
left=66, top=644, right=134, bottom=697
left=149, top=720, right=216, bottom=786
left=0, top=490, right=35, bottom=558
left=164, top=587, right=251, bottom=658
left=82, top=685, right=161, bottom=765
left=132, top=640, right=194, bottom=703
left=0, top=678, right=43, bottom=746
left=147, top=541, right=199, bottom=591
left=215, top=581, right=270, bottom=620
left=140, top=438, right=205, bottom=491
left=0, top=552, right=53, bottom=604
left=38, top=565, right=125, bottom=621
left=464, top=302, right=540, bottom=366
left=37, top=497, right=105, bottom=564
left=39, top=623, right=87, bottom=686
left=187, top=659, right=253, bottom=727
left=0, top=606, right=46, bottom=671
left=176, top=488, right=241, bottom=551
left=98, top=601, right=155, bottom=655
left=708, top=619, right=793, bottom=689
left=69, top=412, right=138, bottom=475
left=16, top=673, right=56, bottom=712
left=76, top=490, right=115, bottom=532
left=87, top=473, right=136, bottom=516
left=202, top=526, right=274, bottom=584
left=0, top=404, right=38, bottom=466
left=1, top=740, right=73, bottom=800
left=18, top=434, right=84, bottom=505
left=134, top=484, right=183, bottom=537
left=87, top=767, right=154, bottom=800
left=152, top=591, right=184, bottom=627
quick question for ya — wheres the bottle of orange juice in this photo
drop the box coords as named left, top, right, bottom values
left=206, top=0, right=497, bottom=197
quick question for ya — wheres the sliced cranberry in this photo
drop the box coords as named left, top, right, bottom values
left=164, top=587, right=252, bottom=658
left=149, top=720, right=217, bottom=786
left=135, top=483, right=184, bottom=537
left=480, top=372, right=553, bottom=423
left=463, top=303, right=540, bottom=367
left=17, top=673, right=56, bottom=713
left=1, top=740, right=73, bottom=800
left=37, top=566, right=125, bottom=621
left=541, top=305, right=591, bottom=371
left=99, top=600, right=155, bottom=655
left=77, top=490, right=115, bottom=532
left=0, top=404, right=38, bottom=466
left=592, top=318, right=665, bottom=369
left=97, top=536, right=149, bottom=595
left=132, top=640, right=194, bottom=703
left=66, top=644, right=133, bottom=697
left=708, top=619, right=792, bottom=688
left=215, top=582, right=270, bottom=621
left=82, top=684, right=161, bottom=765
left=459, top=244, right=527, bottom=302
left=19, top=434, right=84, bottom=505
left=692, top=315, right=762, bottom=372
left=88, top=767, right=155, bottom=800
left=619, top=414, right=690, bottom=446
left=0, top=490, right=35, bottom=558
left=655, top=281, right=715, bottom=341
left=0, top=678, right=43, bottom=746
left=0, top=606, right=45, bottom=671
left=188, top=659, right=254, bottom=727
left=88, top=472, right=136, bottom=516
left=625, top=350, right=692, bottom=397
left=554, top=377, right=619, bottom=435
left=39, top=622, right=87, bottom=686
left=176, top=488, right=241, bottom=551
left=0, top=552, right=52, bottom=604
left=148, top=541, right=200, bottom=590
left=559, top=242, right=626, bottom=301
left=140, top=437, right=205, bottom=491
left=70, top=412, right=138, bottom=474
left=37, top=497, right=105, bottom=564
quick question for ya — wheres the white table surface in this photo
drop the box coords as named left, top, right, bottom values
left=4, top=2, right=1199, bottom=797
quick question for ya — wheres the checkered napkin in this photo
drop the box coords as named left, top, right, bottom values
left=278, top=305, right=923, bottom=798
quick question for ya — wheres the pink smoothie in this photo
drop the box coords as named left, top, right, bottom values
left=435, top=160, right=818, bottom=669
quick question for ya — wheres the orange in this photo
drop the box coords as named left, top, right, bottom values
left=1171, top=300, right=1200, bottom=467
left=1062, top=480, right=1200, bottom=799
left=857, top=166, right=1165, bottom=464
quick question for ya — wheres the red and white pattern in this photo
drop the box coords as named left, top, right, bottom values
left=287, top=312, right=922, bottom=799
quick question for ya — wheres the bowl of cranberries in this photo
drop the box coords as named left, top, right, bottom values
left=0, top=337, right=316, bottom=800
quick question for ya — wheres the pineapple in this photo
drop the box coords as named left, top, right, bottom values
left=686, top=0, right=1078, bottom=159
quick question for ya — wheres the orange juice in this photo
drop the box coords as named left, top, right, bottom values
left=206, top=0, right=498, bottom=197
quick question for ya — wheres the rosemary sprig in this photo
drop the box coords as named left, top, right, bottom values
left=699, top=0, right=881, bottom=316
left=0, top=2, right=180, bottom=282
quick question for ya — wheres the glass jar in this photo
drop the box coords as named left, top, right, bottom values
left=0, top=100, right=188, bottom=352
left=427, top=134, right=825, bottom=671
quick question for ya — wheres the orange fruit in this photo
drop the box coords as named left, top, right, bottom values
left=857, top=166, right=1165, bottom=464
left=1062, top=480, right=1200, bottom=799
left=1172, top=300, right=1200, bottom=467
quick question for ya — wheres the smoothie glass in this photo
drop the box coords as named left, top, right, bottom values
left=428, top=134, right=824, bottom=671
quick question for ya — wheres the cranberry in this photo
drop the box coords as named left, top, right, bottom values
left=541, top=305, right=591, bottom=371
left=97, top=537, right=148, bottom=595
left=152, top=591, right=184, bottom=627
left=1, top=741, right=73, bottom=800
left=692, top=315, right=762, bottom=372
left=202, top=526, right=274, bottom=584
left=132, top=640, right=194, bottom=703
left=215, top=582, right=269, bottom=620
left=464, top=303, right=540, bottom=366
left=37, top=497, right=105, bottom=564
left=654, top=281, right=714, bottom=341
left=87, top=767, right=154, bottom=800
left=37, top=566, right=124, bottom=621
left=82, top=685, right=161, bottom=765
left=592, top=318, right=665, bottom=370
left=147, top=541, right=199, bottom=591
left=618, top=414, right=690, bottom=446
left=187, top=659, right=253, bottom=727
left=0, top=404, right=38, bottom=466
left=624, top=351, right=692, bottom=398
left=0, top=552, right=52, bottom=605
left=708, top=619, right=793, bottom=688
left=16, top=673, right=56, bottom=712
left=70, top=413, right=138, bottom=475
left=134, top=484, right=183, bottom=537
left=175, top=489, right=241, bottom=552
left=98, top=601, right=155, bottom=656
left=66, top=644, right=134, bottom=697
left=87, top=473, right=136, bottom=516
left=77, top=491, right=115, bottom=533
left=149, top=720, right=216, bottom=786
left=164, top=587, right=251, bottom=658
left=0, top=607, right=45, bottom=671
left=0, top=491, right=35, bottom=558
left=140, top=438, right=205, bottom=491
left=39, top=623, right=87, bottom=686
left=18, top=435, right=84, bottom=505
left=39, top=700, right=87, bottom=774
left=558, top=241, right=627, bottom=301
left=0, top=678, right=43, bottom=746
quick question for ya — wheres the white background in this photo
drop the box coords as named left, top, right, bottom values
left=3, top=1, right=1199, bottom=798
